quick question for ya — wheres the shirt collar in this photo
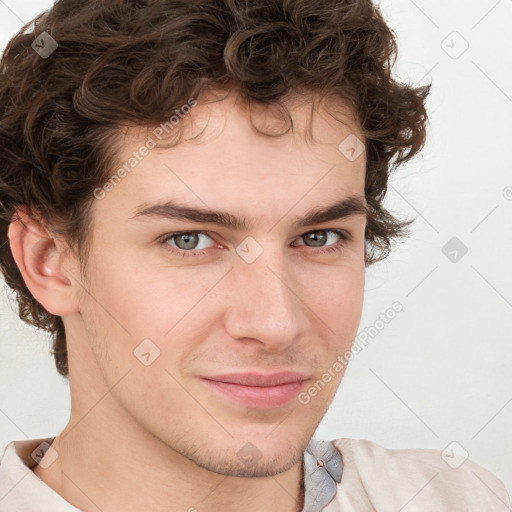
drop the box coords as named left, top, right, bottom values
left=302, top=438, right=343, bottom=512
left=0, top=437, right=81, bottom=511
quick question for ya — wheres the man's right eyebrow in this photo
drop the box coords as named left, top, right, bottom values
left=129, top=194, right=368, bottom=232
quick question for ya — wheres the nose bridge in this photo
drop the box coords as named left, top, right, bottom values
left=223, top=243, right=304, bottom=347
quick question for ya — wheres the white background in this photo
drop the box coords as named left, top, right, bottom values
left=0, top=0, right=511, bottom=499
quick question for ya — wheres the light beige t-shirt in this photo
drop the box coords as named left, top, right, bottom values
left=329, top=438, right=511, bottom=511
left=0, top=436, right=510, bottom=511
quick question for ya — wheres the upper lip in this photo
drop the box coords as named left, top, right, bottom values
left=202, top=371, right=309, bottom=387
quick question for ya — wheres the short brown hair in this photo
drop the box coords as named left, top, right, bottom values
left=0, top=0, right=430, bottom=379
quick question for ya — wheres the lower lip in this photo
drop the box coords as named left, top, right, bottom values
left=201, top=379, right=306, bottom=408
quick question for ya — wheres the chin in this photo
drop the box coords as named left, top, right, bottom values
left=191, top=442, right=304, bottom=478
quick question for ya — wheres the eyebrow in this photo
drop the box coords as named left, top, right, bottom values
left=129, top=194, right=367, bottom=231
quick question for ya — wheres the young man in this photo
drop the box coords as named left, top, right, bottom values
left=0, top=1, right=509, bottom=511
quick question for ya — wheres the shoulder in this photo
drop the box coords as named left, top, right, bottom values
left=331, top=437, right=511, bottom=511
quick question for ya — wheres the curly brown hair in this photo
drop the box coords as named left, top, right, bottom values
left=0, top=0, right=429, bottom=379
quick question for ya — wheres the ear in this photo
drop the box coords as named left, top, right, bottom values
left=7, top=206, right=80, bottom=316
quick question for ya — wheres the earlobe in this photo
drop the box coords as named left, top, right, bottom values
left=7, top=207, right=80, bottom=316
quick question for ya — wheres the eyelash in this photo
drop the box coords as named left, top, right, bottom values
left=159, top=229, right=350, bottom=258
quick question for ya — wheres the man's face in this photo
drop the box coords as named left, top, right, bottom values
left=67, top=91, right=366, bottom=478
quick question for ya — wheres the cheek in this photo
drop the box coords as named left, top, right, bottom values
left=301, top=264, right=364, bottom=399
left=306, top=263, right=365, bottom=332
left=84, top=250, right=210, bottom=334
left=79, top=255, right=222, bottom=376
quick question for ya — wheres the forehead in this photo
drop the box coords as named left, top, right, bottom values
left=116, top=89, right=363, bottom=162
left=96, top=91, right=366, bottom=224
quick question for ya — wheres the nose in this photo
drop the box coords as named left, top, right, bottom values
left=223, top=247, right=306, bottom=351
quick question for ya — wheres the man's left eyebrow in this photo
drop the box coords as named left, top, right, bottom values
left=294, top=194, right=367, bottom=229
left=129, top=194, right=367, bottom=231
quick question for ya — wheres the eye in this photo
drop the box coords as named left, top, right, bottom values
left=159, top=228, right=350, bottom=258
left=293, top=229, right=349, bottom=254
left=161, top=231, right=216, bottom=256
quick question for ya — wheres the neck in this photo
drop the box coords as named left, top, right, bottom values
left=32, top=398, right=305, bottom=512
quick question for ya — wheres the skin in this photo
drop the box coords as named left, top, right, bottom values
left=8, top=89, right=367, bottom=512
